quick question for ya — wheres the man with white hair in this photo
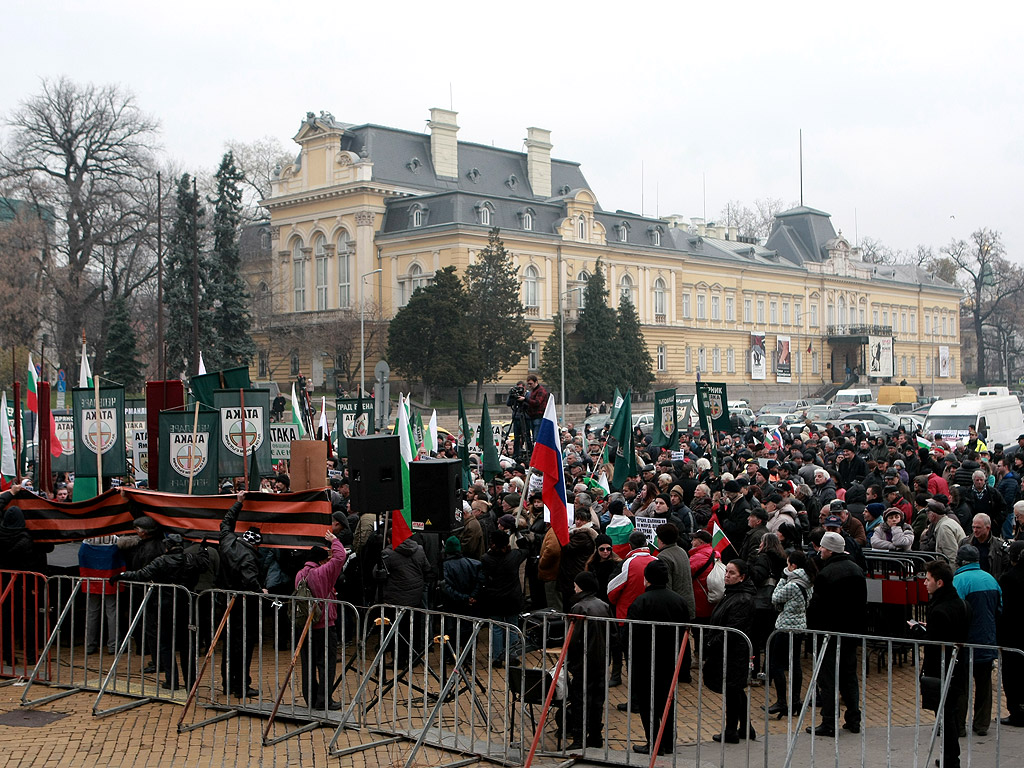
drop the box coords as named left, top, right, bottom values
left=812, top=468, right=837, bottom=509
left=967, top=469, right=1006, bottom=533
left=927, top=499, right=963, bottom=565
left=960, top=513, right=1009, bottom=579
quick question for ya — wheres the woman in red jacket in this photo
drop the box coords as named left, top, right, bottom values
left=689, top=530, right=717, bottom=621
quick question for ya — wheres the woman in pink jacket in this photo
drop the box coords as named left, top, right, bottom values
left=294, top=531, right=347, bottom=710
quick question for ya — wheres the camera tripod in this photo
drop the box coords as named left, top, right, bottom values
left=502, top=406, right=534, bottom=464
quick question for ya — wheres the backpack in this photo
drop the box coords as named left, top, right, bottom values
left=293, top=576, right=323, bottom=623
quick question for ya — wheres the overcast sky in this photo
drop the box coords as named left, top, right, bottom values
left=5, top=0, right=1021, bottom=258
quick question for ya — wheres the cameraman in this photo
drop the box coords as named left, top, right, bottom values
left=508, top=381, right=529, bottom=458
left=523, top=375, right=549, bottom=439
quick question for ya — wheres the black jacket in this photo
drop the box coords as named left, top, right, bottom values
left=998, top=560, right=1024, bottom=649
left=118, top=532, right=166, bottom=572
left=567, top=590, right=613, bottom=682
left=707, top=579, right=756, bottom=682
left=806, top=552, right=866, bottom=633
left=218, top=501, right=262, bottom=592
left=478, top=545, right=528, bottom=616
left=382, top=537, right=433, bottom=607
left=440, top=554, right=481, bottom=613
left=0, top=506, right=39, bottom=572
left=721, top=495, right=752, bottom=547
left=120, top=546, right=210, bottom=592
left=921, top=583, right=969, bottom=689
left=626, top=584, right=691, bottom=704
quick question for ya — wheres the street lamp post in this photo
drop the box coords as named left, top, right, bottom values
left=560, top=287, right=584, bottom=426
left=360, top=268, right=383, bottom=398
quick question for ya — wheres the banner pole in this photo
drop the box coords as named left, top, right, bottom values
left=187, top=400, right=200, bottom=494
left=239, top=388, right=248, bottom=490
left=94, top=349, right=102, bottom=487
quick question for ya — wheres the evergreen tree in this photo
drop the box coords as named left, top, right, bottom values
left=572, top=260, right=619, bottom=401
left=163, top=173, right=215, bottom=377
left=539, top=313, right=580, bottom=403
left=103, top=295, right=144, bottom=393
left=463, top=228, right=532, bottom=399
left=615, top=293, right=655, bottom=395
left=208, top=151, right=255, bottom=369
left=387, top=266, right=475, bottom=402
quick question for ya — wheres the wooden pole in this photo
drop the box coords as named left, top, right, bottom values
left=187, top=400, right=200, bottom=494
left=93, top=342, right=102, bottom=487
left=240, top=389, right=249, bottom=490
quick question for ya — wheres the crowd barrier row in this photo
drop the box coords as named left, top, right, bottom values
left=4, top=570, right=1023, bottom=768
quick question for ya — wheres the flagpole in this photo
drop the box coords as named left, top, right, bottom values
left=187, top=400, right=200, bottom=494
left=93, top=341, right=102, bottom=487
left=240, top=388, right=249, bottom=491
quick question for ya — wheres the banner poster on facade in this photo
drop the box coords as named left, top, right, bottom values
left=72, top=387, right=127, bottom=478
left=939, top=346, right=951, bottom=378
left=125, top=399, right=147, bottom=482
left=696, top=382, right=731, bottom=433
left=651, top=388, right=678, bottom=449
left=334, top=397, right=376, bottom=458
left=214, top=389, right=271, bottom=478
left=776, top=336, right=792, bottom=383
left=750, top=333, right=766, bottom=380
left=868, top=336, right=895, bottom=378
left=158, top=408, right=219, bottom=494
left=52, top=410, right=75, bottom=473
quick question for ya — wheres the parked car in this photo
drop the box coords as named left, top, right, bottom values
left=731, top=407, right=756, bottom=427
left=839, top=414, right=895, bottom=437
left=835, top=418, right=884, bottom=437
left=632, top=413, right=656, bottom=436
left=805, top=405, right=843, bottom=422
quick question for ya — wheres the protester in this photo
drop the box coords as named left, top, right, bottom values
left=768, top=549, right=813, bottom=717
left=565, top=571, right=612, bottom=750
left=707, top=559, right=756, bottom=744
left=952, top=545, right=1002, bottom=736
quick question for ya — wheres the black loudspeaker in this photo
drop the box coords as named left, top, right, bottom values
left=410, top=459, right=461, bottom=535
left=347, top=435, right=403, bottom=514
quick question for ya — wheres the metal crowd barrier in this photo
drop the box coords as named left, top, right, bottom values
left=19, top=576, right=194, bottom=713
left=763, top=627, right=1024, bottom=768
left=0, top=569, right=49, bottom=683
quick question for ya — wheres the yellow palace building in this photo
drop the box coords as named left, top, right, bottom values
left=247, top=108, right=962, bottom=403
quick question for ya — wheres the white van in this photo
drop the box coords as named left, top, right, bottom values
left=923, top=394, right=1024, bottom=447
left=833, top=388, right=872, bottom=406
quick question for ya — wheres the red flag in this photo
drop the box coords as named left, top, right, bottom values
left=807, top=341, right=813, bottom=354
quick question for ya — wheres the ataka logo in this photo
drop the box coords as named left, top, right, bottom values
left=661, top=406, right=675, bottom=438
left=170, top=432, right=208, bottom=477
left=707, top=393, right=724, bottom=421
left=221, top=407, right=265, bottom=456
left=138, top=452, right=150, bottom=474
left=83, top=409, right=118, bottom=455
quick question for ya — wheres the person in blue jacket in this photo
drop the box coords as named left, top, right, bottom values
left=953, top=545, right=1002, bottom=736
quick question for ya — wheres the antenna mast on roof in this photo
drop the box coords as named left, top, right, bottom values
left=799, top=129, right=804, bottom=207
left=641, top=161, right=644, bottom=216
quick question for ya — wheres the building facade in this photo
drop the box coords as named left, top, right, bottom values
left=249, top=109, right=963, bottom=403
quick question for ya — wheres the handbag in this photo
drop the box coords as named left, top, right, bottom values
left=920, top=675, right=942, bottom=712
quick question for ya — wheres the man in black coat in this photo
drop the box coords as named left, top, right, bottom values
left=720, top=480, right=752, bottom=557
left=806, top=532, right=867, bottom=737
left=565, top=571, right=613, bottom=750
left=916, top=560, right=969, bottom=768
left=218, top=491, right=265, bottom=698
left=626, top=559, right=690, bottom=755
left=999, top=541, right=1024, bottom=727
left=708, top=559, right=756, bottom=744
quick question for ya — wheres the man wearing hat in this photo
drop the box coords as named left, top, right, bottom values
left=822, top=513, right=867, bottom=572
left=926, top=499, right=963, bottom=564
left=565, top=571, right=613, bottom=750
left=625, top=559, right=690, bottom=755
left=739, top=507, right=769, bottom=561
left=953, top=545, right=1002, bottom=736
left=719, top=480, right=753, bottom=554
left=293, top=530, right=347, bottom=710
left=806, top=531, right=866, bottom=737
left=117, top=515, right=167, bottom=673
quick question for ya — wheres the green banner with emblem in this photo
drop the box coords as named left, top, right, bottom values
left=651, top=388, right=678, bottom=449
left=72, top=387, right=127, bottom=478
left=52, top=409, right=75, bottom=473
left=158, top=408, right=220, bottom=494
left=695, top=382, right=731, bottom=434
left=335, top=397, right=375, bottom=457
left=214, top=389, right=271, bottom=478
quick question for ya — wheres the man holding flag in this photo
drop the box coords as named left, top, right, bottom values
left=528, top=396, right=570, bottom=549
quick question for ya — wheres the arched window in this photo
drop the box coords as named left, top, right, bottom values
left=480, top=205, right=491, bottom=226
left=412, top=209, right=423, bottom=227
left=619, top=273, right=634, bottom=304
left=577, top=215, right=586, bottom=240
left=401, top=263, right=429, bottom=307
left=337, top=231, right=352, bottom=308
left=314, top=234, right=328, bottom=310
left=653, top=278, right=666, bottom=316
left=291, top=237, right=306, bottom=312
left=618, top=223, right=629, bottom=243
left=576, top=270, right=590, bottom=308
left=523, top=265, right=539, bottom=308
left=522, top=211, right=533, bottom=231
left=650, top=227, right=661, bottom=246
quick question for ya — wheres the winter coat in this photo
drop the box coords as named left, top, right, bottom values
left=806, top=552, right=866, bottom=634
left=953, top=562, right=1002, bottom=663
left=566, top=590, right=612, bottom=683
left=0, top=506, right=38, bottom=572
left=720, top=496, right=752, bottom=550
left=537, top=526, right=562, bottom=582
left=587, top=555, right=622, bottom=603
left=749, top=548, right=787, bottom=611
left=959, top=533, right=1009, bottom=580
left=381, top=537, right=433, bottom=607
left=812, top=479, right=838, bottom=509
left=688, top=541, right=717, bottom=619
left=738, top=523, right=769, bottom=562
left=352, top=513, right=377, bottom=554
left=997, top=560, right=1024, bottom=649
left=440, top=554, right=482, bottom=613
left=706, top=579, right=756, bottom=684
left=871, top=519, right=915, bottom=551
left=117, top=532, right=166, bottom=573
left=217, top=501, right=262, bottom=592
left=690, top=496, right=713, bottom=528
left=478, top=545, right=528, bottom=616
left=772, top=568, right=811, bottom=631
left=294, top=538, right=347, bottom=629
left=766, top=503, right=797, bottom=535
left=557, top=526, right=597, bottom=600
left=921, top=582, right=969, bottom=690
left=931, top=514, right=964, bottom=564
left=607, top=547, right=657, bottom=620
left=458, top=516, right=485, bottom=560
left=657, top=542, right=696, bottom=619
left=626, top=584, right=690, bottom=705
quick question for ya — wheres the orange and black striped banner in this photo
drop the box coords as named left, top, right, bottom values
left=14, top=488, right=332, bottom=548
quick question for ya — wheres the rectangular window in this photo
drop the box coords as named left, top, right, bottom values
left=698, top=348, right=707, bottom=372
left=528, top=342, right=539, bottom=371
left=293, top=260, right=306, bottom=312
left=873, top=309, right=879, bottom=326
left=770, top=301, right=778, bottom=325
left=757, top=300, right=765, bottom=324
left=744, top=299, right=752, bottom=323
left=782, top=302, right=790, bottom=325
left=711, top=295, right=721, bottom=321
left=942, top=316, right=947, bottom=336
left=901, top=313, right=907, bottom=333
left=727, top=348, right=735, bottom=373
left=812, top=351, right=820, bottom=374
left=682, top=292, right=691, bottom=318
left=316, top=255, right=329, bottom=310
left=924, top=315, right=931, bottom=335
left=795, top=302, right=802, bottom=325
left=657, top=345, right=666, bottom=372
left=910, top=356, right=917, bottom=376
left=827, top=304, right=835, bottom=325
left=290, top=353, right=300, bottom=376
left=697, top=293, right=706, bottom=320
left=685, top=346, right=692, bottom=373
left=933, top=316, right=939, bottom=334
left=882, top=310, right=888, bottom=327
left=712, top=348, right=721, bottom=373
left=338, top=250, right=351, bottom=308
left=950, top=316, right=956, bottom=336
left=910, top=313, right=917, bottom=334
left=258, top=351, right=268, bottom=378
left=726, top=297, right=735, bottom=321
left=810, top=303, right=818, bottom=327
left=859, top=308, right=866, bottom=324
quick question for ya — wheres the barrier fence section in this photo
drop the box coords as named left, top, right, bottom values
left=327, top=603, right=528, bottom=768
left=19, top=576, right=194, bottom=713
left=176, top=587, right=363, bottom=743
left=763, top=627, right=1024, bottom=768
left=0, top=569, right=49, bottom=683
left=511, top=610, right=755, bottom=768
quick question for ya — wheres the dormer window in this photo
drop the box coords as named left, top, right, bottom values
left=648, top=225, right=663, bottom=246
left=409, top=204, right=428, bottom=228
left=577, top=215, right=587, bottom=240
left=522, top=211, right=534, bottom=231
left=618, top=223, right=629, bottom=243
left=476, top=201, right=495, bottom=226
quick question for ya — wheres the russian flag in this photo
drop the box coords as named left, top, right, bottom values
left=529, top=396, right=570, bottom=546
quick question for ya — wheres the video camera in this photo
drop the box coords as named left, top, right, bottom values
left=507, top=385, right=526, bottom=409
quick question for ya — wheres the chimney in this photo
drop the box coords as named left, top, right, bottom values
left=525, top=127, right=552, bottom=198
left=428, top=108, right=459, bottom=179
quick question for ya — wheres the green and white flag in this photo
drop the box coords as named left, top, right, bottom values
left=458, top=390, right=472, bottom=489
left=607, top=390, right=635, bottom=489
left=609, top=387, right=624, bottom=423
left=414, top=410, right=426, bottom=455
left=72, top=386, right=127, bottom=478
left=1, top=392, right=16, bottom=482
left=79, top=340, right=93, bottom=388
left=696, top=382, right=731, bottom=433
left=480, top=395, right=501, bottom=481
left=290, top=382, right=307, bottom=438
left=425, top=410, right=438, bottom=455
left=651, top=387, right=678, bottom=449
left=392, top=394, right=415, bottom=547
left=158, top=407, right=220, bottom=494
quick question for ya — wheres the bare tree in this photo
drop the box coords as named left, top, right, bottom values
left=944, top=228, right=1024, bottom=386
left=720, top=197, right=792, bottom=241
left=0, top=199, right=46, bottom=352
left=224, top=136, right=294, bottom=219
left=0, top=78, right=160, bottom=372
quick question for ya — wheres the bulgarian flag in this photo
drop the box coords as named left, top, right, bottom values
left=290, top=383, right=307, bottom=438
left=916, top=434, right=933, bottom=450
left=707, top=512, right=732, bottom=556
left=27, top=354, right=63, bottom=458
left=606, top=513, right=635, bottom=558
left=79, top=340, right=93, bottom=388
left=392, top=393, right=415, bottom=548
left=1, top=391, right=16, bottom=487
